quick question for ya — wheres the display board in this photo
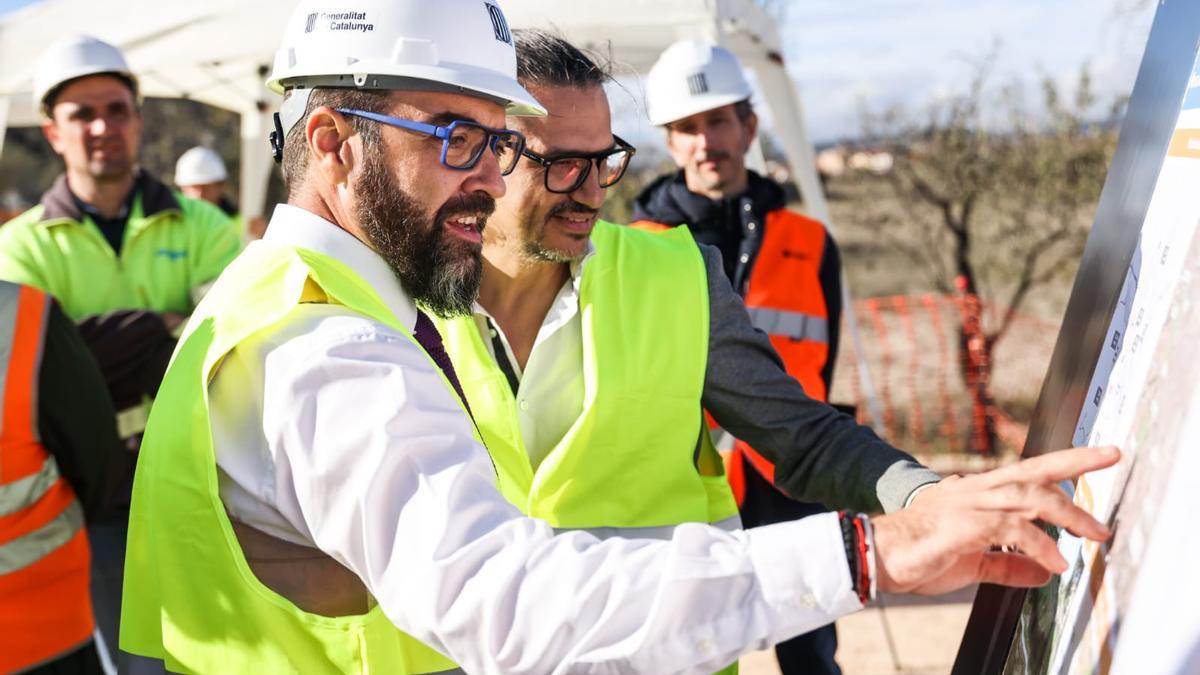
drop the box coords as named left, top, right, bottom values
left=954, top=1, right=1200, bottom=673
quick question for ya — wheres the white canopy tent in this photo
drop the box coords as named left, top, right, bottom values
left=0, top=0, right=882, bottom=425
left=0, top=0, right=831, bottom=223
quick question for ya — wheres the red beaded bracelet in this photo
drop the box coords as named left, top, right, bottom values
left=838, top=511, right=873, bottom=605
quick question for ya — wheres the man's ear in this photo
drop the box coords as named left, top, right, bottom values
left=41, top=119, right=64, bottom=156
left=743, top=110, right=759, bottom=150
left=306, top=107, right=358, bottom=185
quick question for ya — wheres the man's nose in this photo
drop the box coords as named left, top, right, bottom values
left=465, top=151, right=506, bottom=199
left=87, top=117, right=110, bottom=136
left=569, top=163, right=605, bottom=210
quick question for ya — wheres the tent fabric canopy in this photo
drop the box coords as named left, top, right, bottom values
left=0, top=0, right=826, bottom=222
left=0, top=0, right=884, bottom=429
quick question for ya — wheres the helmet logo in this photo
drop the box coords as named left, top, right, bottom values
left=486, top=3, right=512, bottom=45
left=687, top=73, right=709, bottom=95
left=302, top=11, right=375, bottom=34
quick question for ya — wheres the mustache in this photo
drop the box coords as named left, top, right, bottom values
left=546, top=199, right=600, bottom=220
left=435, top=192, right=496, bottom=228
left=698, top=151, right=731, bottom=162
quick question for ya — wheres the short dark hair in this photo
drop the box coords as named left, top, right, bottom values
left=280, top=87, right=391, bottom=193
left=514, top=29, right=610, bottom=90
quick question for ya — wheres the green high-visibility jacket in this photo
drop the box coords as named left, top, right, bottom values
left=0, top=173, right=241, bottom=320
left=120, top=240, right=459, bottom=674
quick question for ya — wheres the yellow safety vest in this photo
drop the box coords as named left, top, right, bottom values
left=120, top=240, right=461, bottom=674
left=438, top=221, right=739, bottom=674
left=439, top=221, right=738, bottom=530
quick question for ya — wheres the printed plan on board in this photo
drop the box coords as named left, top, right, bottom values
left=1006, top=50, right=1200, bottom=675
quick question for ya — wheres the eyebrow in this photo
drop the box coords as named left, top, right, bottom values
left=62, top=98, right=132, bottom=113
left=427, top=111, right=484, bottom=127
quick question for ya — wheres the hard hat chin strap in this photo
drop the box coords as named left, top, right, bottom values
left=270, top=88, right=316, bottom=164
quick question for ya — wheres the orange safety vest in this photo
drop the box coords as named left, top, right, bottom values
left=632, top=210, right=832, bottom=505
left=0, top=284, right=93, bottom=672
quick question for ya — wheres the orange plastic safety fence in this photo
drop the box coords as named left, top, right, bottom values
left=834, top=294, right=1057, bottom=455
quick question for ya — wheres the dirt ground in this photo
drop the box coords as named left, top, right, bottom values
left=740, top=586, right=978, bottom=675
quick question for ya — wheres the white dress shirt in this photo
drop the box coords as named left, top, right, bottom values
left=208, top=204, right=864, bottom=674
left=469, top=246, right=592, bottom=469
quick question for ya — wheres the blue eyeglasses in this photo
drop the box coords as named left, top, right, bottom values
left=335, top=108, right=527, bottom=175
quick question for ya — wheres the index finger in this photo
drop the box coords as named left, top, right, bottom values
left=979, top=446, right=1120, bottom=489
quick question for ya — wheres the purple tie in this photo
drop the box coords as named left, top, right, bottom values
left=412, top=310, right=472, bottom=415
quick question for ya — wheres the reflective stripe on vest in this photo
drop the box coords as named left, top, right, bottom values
left=0, top=282, right=94, bottom=674
left=746, top=307, right=828, bottom=344
left=122, top=243, right=460, bottom=674
left=0, top=453, right=60, bottom=516
left=0, top=499, right=83, bottom=574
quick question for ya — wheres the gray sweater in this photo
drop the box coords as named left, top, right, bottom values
left=697, top=244, right=940, bottom=513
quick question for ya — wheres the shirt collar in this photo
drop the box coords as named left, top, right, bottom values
left=263, top=204, right=418, bottom=331
left=38, top=169, right=181, bottom=225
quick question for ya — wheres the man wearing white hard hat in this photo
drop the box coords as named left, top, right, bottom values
left=0, top=34, right=241, bottom=665
left=633, top=40, right=846, bottom=673
left=119, top=2, right=1117, bottom=673
left=174, top=146, right=269, bottom=238
left=173, top=146, right=232, bottom=211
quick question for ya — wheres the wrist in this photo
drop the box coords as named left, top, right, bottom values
left=869, top=513, right=911, bottom=594
left=904, top=481, right=940, bottom=508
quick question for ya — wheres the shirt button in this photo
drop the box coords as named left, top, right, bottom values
left=799, top=593, right=816, bottom=608
left=696, top=639, right=714, bottom=655
left=489, top=328, right=498, bottom=338
left=519, top=400, right=530, bottom=411
left=747, top=221, right=757, bottom=231
left=739, top=254, right=750, bottom=263
left=743, top=203, right=752, bottom=212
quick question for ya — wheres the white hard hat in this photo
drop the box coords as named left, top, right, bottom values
left=34, top=35, right=137, bottom=113
left=645, top=39, right=753, bottom=126
left=267, top=0, right=543, bottom=117
left=174, top=147, right=228, bottom=186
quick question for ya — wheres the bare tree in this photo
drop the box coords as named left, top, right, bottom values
left=860, top=63, right=1122, bottom=452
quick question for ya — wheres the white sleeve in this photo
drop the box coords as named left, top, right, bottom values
left=260, top=315, right=863, bottom=675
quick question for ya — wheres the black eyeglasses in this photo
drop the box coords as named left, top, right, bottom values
left=335, top=108, right=527, bottom=175
left=520, top=135, right=636, bottom=193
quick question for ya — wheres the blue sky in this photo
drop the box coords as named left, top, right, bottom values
left=0, top=0, right=32, bottom=15
left=781, top=0, right=1155, bottom=141
left=1, top=0, right=1157, bottom=143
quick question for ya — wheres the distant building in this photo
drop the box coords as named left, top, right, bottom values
left=816, top=144, right=894, bottom=178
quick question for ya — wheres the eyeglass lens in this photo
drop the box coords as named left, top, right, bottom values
left=545, top=148, right=633, bottom=192
left=445, top=124, right=523, bottom=175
